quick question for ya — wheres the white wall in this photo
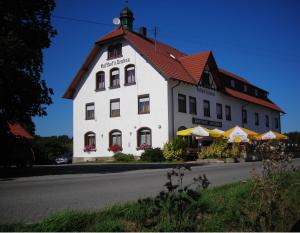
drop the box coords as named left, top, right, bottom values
left=169, top=79, right=281, bottom=136
left=73, top=40, right=170, bottom=160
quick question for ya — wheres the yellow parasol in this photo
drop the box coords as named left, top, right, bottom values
left=258, top=130, right=288, bottom=140
left=224, top=126, right=259, bottom=142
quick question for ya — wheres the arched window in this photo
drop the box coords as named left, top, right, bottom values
left=137, top=127, right=152, bottom=147
left=178, top=126, right=186, bottom=131
left=125, top=64, right=135, bottom=85
left=84, top=132, right=96, bottom=149
left=110, top=68, right=120, bottom=88
left=96, top=71, right=105, bottom=90
left=109, top=129, right=122, bottom=146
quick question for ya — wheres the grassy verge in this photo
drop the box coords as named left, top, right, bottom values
left=1, top=170, right=300, bottom=232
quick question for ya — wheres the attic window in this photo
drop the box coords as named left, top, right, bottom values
left=169, top=54, right=176, bottom=59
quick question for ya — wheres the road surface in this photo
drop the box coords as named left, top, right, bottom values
left=0, top=159, right=299, bottom=224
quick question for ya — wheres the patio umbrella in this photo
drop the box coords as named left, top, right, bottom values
left=191, top=126, right=210, bottom=137
left=224, top=126, right=259, bottom=142
left=210, top=128, right=225, bottom=138
left=258, top=130, right=288, bottom=140
left=177, top=125, right=222, bottom=137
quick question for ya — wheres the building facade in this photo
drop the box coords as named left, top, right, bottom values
left=63, top=6, right=284, bottom=162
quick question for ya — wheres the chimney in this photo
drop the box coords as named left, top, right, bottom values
left=139, top=26, right=147, bottom=37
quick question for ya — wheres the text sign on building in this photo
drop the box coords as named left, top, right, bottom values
left=100, top=58, right=130, bottom=68
left=197, top=87, right=215, bottom=96
left=192, top=117, right=222, bottom=127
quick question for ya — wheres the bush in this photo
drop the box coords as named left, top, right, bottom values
left=163, top=137, right=187, bottom=161
left=140, top=148, right=165, bottom=162
left=113, top=152, right=135, bottom=162
left=198, top=140, right=241, bottom=159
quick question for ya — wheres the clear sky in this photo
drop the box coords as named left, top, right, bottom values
left=33, top=0, right=300, bottom=136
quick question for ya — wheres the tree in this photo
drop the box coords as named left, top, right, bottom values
left=0, top=0, right=56, bottom=147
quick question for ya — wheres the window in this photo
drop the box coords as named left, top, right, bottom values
left=230, top=79, right=235, bottom=88
left=109, top=130, right=122, bottom=146
left=203, top=100, right=210, bottom=117
left=242, top=109, right=247, bottom=124
left=178, top=94, right=186, bottom=113
left=84, top=132, right=96, bottom=149
left=254, top=89, right=258, bottom=96
left=110, top=68, right=120, bottom=88
left=225, top=105, right=231, bottom=121
left=189, top=96, right=197, bottom=115
left=96, top=71, right=105, bottom=90
left=265, top=115, right=269, bottom=127
left=110, top=98, right=120, bottom=117
left=85, top=103, right=95, bottom=120
left=107, top=43, right=122, bottom=59
left=255, top=112, right=259, bottom=126
left=243, top=85, right=248, bottom=93
left=216, top=103, right=222, bottom=119
left=125, top=65, right=135, bottom=85
left=138, top=94, right=150, bottom=114
left=275, top=117, right=279, bottom=129
left=137, top=127, right=152, bottom=147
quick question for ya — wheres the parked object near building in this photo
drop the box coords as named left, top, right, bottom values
left=54, top=153, right=73, bottom=164
left=63, top=5, right=285, bottom=162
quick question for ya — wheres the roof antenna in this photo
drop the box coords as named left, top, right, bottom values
left=154, top=26, right=157, bottom=52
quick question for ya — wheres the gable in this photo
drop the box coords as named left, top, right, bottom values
left=199, top=65, right=217, bottom=90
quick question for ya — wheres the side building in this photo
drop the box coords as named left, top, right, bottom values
left=63, top=6, right=284, bottom=162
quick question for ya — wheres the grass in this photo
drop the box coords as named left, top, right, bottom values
left=1, top=170, right=300, bottom=232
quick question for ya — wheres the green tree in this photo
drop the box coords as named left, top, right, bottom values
left=0, top=0, right=56, bottom=149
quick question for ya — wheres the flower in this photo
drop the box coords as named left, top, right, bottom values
left=84, top=144, right=95, bottom=152
left=108, top=144, right=123, bottom=153
left=139, top=143, right=151, bottom=150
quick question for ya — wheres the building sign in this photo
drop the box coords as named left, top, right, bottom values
left=197, top=86, right=215, bottom=96
left=192, top=117, right=222, bottom=127
left=100, top=58, right=130, bottom=68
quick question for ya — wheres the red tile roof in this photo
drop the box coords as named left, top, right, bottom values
left=63, top=27, right=283, bottom=113
left=8, top=122, right=34, bottom=139
left=224, top=87, right=284, bottom=113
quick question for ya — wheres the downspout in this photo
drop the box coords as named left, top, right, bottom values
left=171, top=81, right=181, bottom=138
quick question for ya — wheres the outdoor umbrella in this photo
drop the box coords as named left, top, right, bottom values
left=176, top=126, right=222, bottom=137
left=258, top=130, right=288, bottom=140
left=223, top=126, right=258, bottom=143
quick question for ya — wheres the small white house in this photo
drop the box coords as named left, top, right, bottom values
left=63, top=6, right=284, bottom=162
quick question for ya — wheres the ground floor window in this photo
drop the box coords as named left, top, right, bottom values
left=84, top=132, right=96, bottom=151
left=137, top=127, right=152, bottom=148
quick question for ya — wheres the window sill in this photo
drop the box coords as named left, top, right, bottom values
left=109, top=85, right=120, bottom=89
left=107, top=55, right=123, bottom=61
left=178, top=111, right=187, bottom=114
left=124, top=82, right=136, bottom=86
left=110, top=115, right=120, bottom=118
left=136, top=146, right=152, bottom=151
left=138, top=112, right=150, bottom=115
left=85, top=118, right=95, bottom=120
left=83, top=148, right=96, bottom=152
left=95, top=88, right=106, bottom=92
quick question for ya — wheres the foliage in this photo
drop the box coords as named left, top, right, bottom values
left=285, top=131, right=300, bottom=145
left=198, top=140, right=241, bottom=159
left=162, top=137, right=188, bottom=161
left=240, top=140, right=299, bottom=231
left=113, top=152, right=135, bottom=162
left=108, top=144, right=123, bottom=153
left=137, top=165, right=210, bottom=231
left=140, top=148, right=165, bottom=162
left=32, top=135, right=72, bottom=164
left=0, top=0, right=56, bottom=148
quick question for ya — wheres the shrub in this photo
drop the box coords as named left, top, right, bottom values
left=198, top=140, right=242, bottom=159
left=140, top=148, right=165, bottom=162
left=163, top=137, right=187, bottom=161
left=113, top=152, right=135, bottom=162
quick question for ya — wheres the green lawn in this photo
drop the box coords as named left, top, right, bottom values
left=1, top=170, right=300, bottom=232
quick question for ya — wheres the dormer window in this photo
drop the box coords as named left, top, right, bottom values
left=243, top=84, right=247, bottom=93
left=230, top=79, right=235, bottom=88
left=107, top=43, right=122, bottom=59
left=254, top=89, right=258, bottom=97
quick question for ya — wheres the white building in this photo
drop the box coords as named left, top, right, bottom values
left=63, top=6, right=284, bottom=162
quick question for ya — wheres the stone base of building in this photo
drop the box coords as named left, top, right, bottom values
left=72, top=156, right=114, bottom=163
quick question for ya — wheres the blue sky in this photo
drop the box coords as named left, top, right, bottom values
left=34, top=0, right=300, bottom=136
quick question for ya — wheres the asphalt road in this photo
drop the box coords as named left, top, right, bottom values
left=0, top=159, right=300, bottom=224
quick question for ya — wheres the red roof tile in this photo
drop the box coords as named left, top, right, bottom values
left=8, top=122, right=34, bottom=139
left=224, top=87, right=284, bottom=113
